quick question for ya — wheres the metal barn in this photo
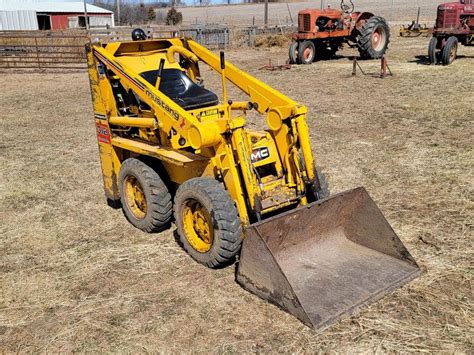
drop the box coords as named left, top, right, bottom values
left=0, top=1, right=114, bottom=30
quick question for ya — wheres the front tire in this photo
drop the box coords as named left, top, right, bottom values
left=174, top=178, right=241, bottom=268
left=306, top=166, right=330, bottom=203
left=288, top=41, right=299, bottom=64
left=357, top=16, right=390, bottom=59
left=297, top=40, right=316, bottom=64
left=428, top=37, right=438, bottom=64
left=119, top=158, right=172, bottom=232
left=442, top=36, right=458, bottom=65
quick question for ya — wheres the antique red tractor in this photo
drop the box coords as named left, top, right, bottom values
left=428, top=0, right=474, bottom=65
left=289, top=0, right=390, bottom=64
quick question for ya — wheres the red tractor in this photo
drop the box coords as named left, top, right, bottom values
left=428, top=0, right=474, bottom=65
left=289, top=0, right=390, bottom=64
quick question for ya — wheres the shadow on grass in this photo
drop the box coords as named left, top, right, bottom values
left=410, top=54, right=474, bottom=65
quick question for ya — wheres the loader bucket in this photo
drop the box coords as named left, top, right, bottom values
left=236, top=187, right=421, bottom=330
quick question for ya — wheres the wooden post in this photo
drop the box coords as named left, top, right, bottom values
left=264, top=0, right=268, bottom=28
left=116, top=0, right=121, bottom=26
left=35, top=37, right=40, bottom=69
left=286, top=1, right=293, bottom=25
left=83, top=0, right=89, bottom=30
left=352, top=57, right=357, bottom=76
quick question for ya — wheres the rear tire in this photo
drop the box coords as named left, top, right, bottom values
left=297, top=40, right=316, bottom=64
left=442, top=36, right=458, bottom=65
left=288, top=41, right=299, bottom=64
left=174, top=178, right=242, bottom=268
left=428, top=37, right=438, bottom=64
left=306, top=166, right=330, bottom=203
left=315, top=167, right=330, bottom=200
left=357, top=16, right=390, bottom=59
left=119, top=158, right=172, bottom=233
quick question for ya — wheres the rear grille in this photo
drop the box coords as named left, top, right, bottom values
left=303, top=14, right=311, bottom=32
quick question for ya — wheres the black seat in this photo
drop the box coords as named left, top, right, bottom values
left=140, top=69, right=219, bottom=110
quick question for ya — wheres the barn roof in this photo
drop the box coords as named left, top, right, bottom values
left=0, top=1, right=113, bottom=14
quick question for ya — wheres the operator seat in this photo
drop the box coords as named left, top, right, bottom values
left=140, top=69, right=219, bottom=110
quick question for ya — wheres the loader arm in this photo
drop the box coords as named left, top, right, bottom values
left=186, top=39, right=316, bottom=182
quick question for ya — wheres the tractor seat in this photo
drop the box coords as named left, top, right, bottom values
left=140, top=69, right=219, bottom=110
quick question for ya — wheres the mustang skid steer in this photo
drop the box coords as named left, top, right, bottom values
left=86, top=32, right=420, bottom=330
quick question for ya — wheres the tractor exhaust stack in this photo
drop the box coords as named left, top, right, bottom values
left=237, top=187, right=421, bottom=329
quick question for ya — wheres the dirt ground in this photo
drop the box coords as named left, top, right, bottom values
left=1, top=32, right=473, bottom=352
left=180, top=0, right=447, bottom=26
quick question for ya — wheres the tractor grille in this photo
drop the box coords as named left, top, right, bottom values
left=303, top=14, right=311, bottom=32
left=436, top=8, right=457, bottom=29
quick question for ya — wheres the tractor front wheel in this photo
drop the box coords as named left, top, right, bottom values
left=297, top=40, right=316, bottom=64
left=428, top=37, right=438, bottom=64
left=442, top=36, right=458, bottom=65
left=119, top=158, right=172, bottom=232
left=288, top=41, right=299, bottom=64
left=357, top=16, right=390, bottom=59
left=174, top=178, right=242, bottom=268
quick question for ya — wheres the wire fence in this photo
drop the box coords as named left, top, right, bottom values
left=0, top=31, right=89, bottom=70
left=0, top=25, right=294, bottom=71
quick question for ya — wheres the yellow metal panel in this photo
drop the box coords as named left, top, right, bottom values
left=111, top=136, right=208, bottom=166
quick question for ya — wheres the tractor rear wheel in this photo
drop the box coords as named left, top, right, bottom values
left=174, top=178, right=242, bottom=268
left=119, top=158, right=172, bottom=232
left=442, top=36, right=458, bottom=65
left=428, top=37, right=438, bottom=64
left=357, top=16, right=390, bottom=59
left=288, top=41, right=299, bottom=64
left=297, top=40, right=316, bottom=64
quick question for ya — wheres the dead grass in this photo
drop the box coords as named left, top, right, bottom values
left=0, top=33, right=473, bottom=352
left=180, top=0, right=448, bottom=26
left=254, top=34, right=290, bottom=48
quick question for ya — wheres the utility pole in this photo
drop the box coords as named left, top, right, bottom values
left=116, top=0, right=120, bottom=25
left=264, top=0, right=268, bottom=28
left=83, top=0, right=89, bottom=30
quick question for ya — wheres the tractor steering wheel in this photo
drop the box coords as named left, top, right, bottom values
left=340, top=0, right=354, bottom=14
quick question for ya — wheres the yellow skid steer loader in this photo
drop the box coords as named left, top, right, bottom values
left=86, top=30, right=420, bottom=330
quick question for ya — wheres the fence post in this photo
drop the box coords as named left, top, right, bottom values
left=34, top=37, right=40, bottom=69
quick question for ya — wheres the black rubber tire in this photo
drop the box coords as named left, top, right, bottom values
left=305, top=165, right=330, bottom=203
left=428, top=37, right=438, bottom=64
left=174, top=178, right=242, bottom=268
left=288, top=41, right=299, bottom=64
left=297, top=40, right=316, bottom=64
left=315, top=167, right=330, bottom=200
left=118, top=158, right=172, bottom=233
left=442, top=36, right=458, bottom=65
left=357, top=16, right=390, bottom=59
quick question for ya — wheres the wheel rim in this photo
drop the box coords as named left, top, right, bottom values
left=182, top=199, right=214, bottom=253
left=449, top=42, right=457, bottom=63
left=303, top=47, right=313, bottom=62
left=371, top=27, right=386, bottom=52
left=124, top=175, right=147, bottom=220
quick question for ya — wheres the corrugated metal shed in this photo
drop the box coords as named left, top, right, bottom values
left=0, top=1, right=114, bottom=30
left=0, top=9, right=38, bottom=30
left=0, top=1, right=112, bottom=14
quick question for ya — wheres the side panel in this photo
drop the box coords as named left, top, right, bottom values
left=86, top=44, right=121, bottom=202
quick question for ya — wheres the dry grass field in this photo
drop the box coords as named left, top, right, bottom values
left=1, top=32, right=473, bottom=352
left=180, top=0, right=447, bottom=26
